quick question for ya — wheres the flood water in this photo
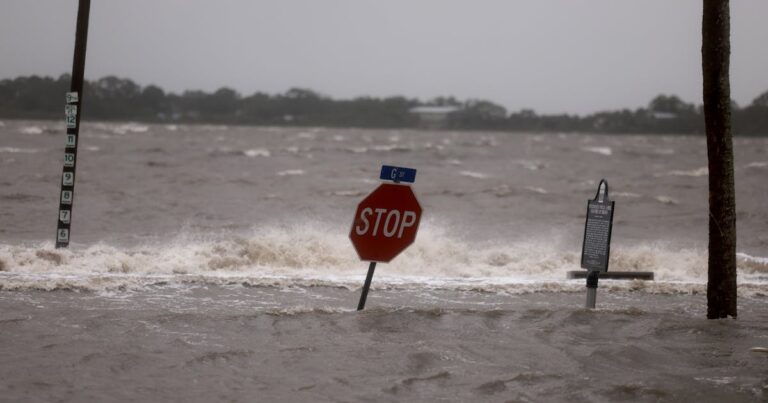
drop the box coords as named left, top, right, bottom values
left=1, top=120, right=767, bottom=401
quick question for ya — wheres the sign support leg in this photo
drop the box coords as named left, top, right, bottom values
left=357, top=262, right=377, bottom=311
left=585, top=270, right=599, bottom=309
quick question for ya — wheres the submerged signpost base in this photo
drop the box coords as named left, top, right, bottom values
left=585, top=270, right=599, bottom=309
left=357, top=262, right=377, bottom=311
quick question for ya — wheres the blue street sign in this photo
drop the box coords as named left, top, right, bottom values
left=380, top=165, right=417, bottom=183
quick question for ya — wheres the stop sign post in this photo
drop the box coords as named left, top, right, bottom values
left=350, top=165, right=422, bottom=310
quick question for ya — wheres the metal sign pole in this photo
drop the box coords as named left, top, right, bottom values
left=56, top=0, right=91, bottom=248
left=357, top=261, right=377, bottom=311
left=585, top=270, right=599, bottom=309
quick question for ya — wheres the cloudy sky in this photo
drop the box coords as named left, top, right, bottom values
left=2, top=0, right=767, bottom=114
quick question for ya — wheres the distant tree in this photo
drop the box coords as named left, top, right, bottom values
left=702, top=0, right=737, bottom=318
left=751, top=90, right=768, bottom=107
left=649, top=94, right=695, bottom=114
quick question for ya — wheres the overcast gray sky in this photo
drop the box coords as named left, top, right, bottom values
left=2, top=0, right=767, bottom=114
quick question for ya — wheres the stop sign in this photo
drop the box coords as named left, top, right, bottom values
left=349, top=183, right=422, bottom=262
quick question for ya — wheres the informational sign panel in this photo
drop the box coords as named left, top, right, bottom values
left=581, top=180, right=615, bottom=272
left=349, top=183, right=422, bottom=262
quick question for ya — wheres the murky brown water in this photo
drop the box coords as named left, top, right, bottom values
left=1, top=120, right=767, bottom=401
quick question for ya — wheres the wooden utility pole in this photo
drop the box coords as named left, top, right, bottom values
left=702, top=0, right=737, bottom=318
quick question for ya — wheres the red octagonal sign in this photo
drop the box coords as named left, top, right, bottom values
left=349, top=183, right=422, bottom=262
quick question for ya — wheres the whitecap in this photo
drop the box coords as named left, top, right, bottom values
left=112, top=124, right=149, bottom=135
left=276, top=169, right=305, bottom=176
left=654, top=196, right=678, bottom=205
left=244, top=148, right=271, bottom=158
left=745, top=161, right=768, bottom=169
left=655, top=167, right=708, bottom=177
left=525, top=186, right=548, bottom=194
left=0, top=147, right=37, bottom=153
left=458, top=171, right=488, bottom=179
left=20, top=126, right=44, bottom=135
left=327, top=190, right=364, bottom=197
left=0, top=228, right=766, bottom=295
left=581, top=146, right=612, bottom=156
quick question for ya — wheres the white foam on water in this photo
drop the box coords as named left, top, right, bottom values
left=112, top=123, right=149, bottom=135
left=327, top=190, right=365, bottom=197
left=745, top=161, right=768, bottom=169
left=19, top=126, right=43, bottom=135
left=581, top=146, right=612, bottom=156
left=0, top=147, right=38, bottom=153
left=525, top=186, right=548, bottom=194
left=654, top=196, right=679, bottom=205
left=458, top=171, right=488, bottom=179
left=244, top=148, right=271, bottom=158
left=0, top=223, right=765, bottom=295
left=276, top=169, right=305, bottom=176
left=655, top=167, right=708, bottom=177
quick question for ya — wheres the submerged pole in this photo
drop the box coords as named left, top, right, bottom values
left=702, top=0, right=737, bottom=318
left=585, top=270, right=599, bottom=309
left=56, top=0, right=91, bottom=248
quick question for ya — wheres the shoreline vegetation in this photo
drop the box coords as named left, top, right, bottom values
left=2, top=74, right=767, bottom=135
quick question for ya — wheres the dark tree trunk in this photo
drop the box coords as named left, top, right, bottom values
left=702, top=0, right=737, bottom=318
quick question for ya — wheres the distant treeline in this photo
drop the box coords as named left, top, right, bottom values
left=1, top=74, right=767, bottom=135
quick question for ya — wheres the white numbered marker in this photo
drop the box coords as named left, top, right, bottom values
left=66, top=92, right=79, bottom=104
left=66, top=115, right=77, bottom=128
left=65, top=105, right=77, bottom=116
left=62, top=172, right=74, bottom=186
left=64, top=153, right=75, bottom=167
left=61, top=190, right=73, bottom=204
left=66, top=134, right=77, bottom=147
left=59, top=209, right=71, bottom=224
left=57, top=229, right=69, bottom=243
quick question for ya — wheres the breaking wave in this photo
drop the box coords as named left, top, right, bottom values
left=0, top=224, right=766, bottom=295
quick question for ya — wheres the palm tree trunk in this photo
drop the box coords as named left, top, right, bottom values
left=702, top=0, right=737, bottom=318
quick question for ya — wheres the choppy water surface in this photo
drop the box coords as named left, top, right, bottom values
left=1, top=120, right=767, bottom=401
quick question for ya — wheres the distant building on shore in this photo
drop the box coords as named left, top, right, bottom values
left=409, top=105, right=461, bottom=129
